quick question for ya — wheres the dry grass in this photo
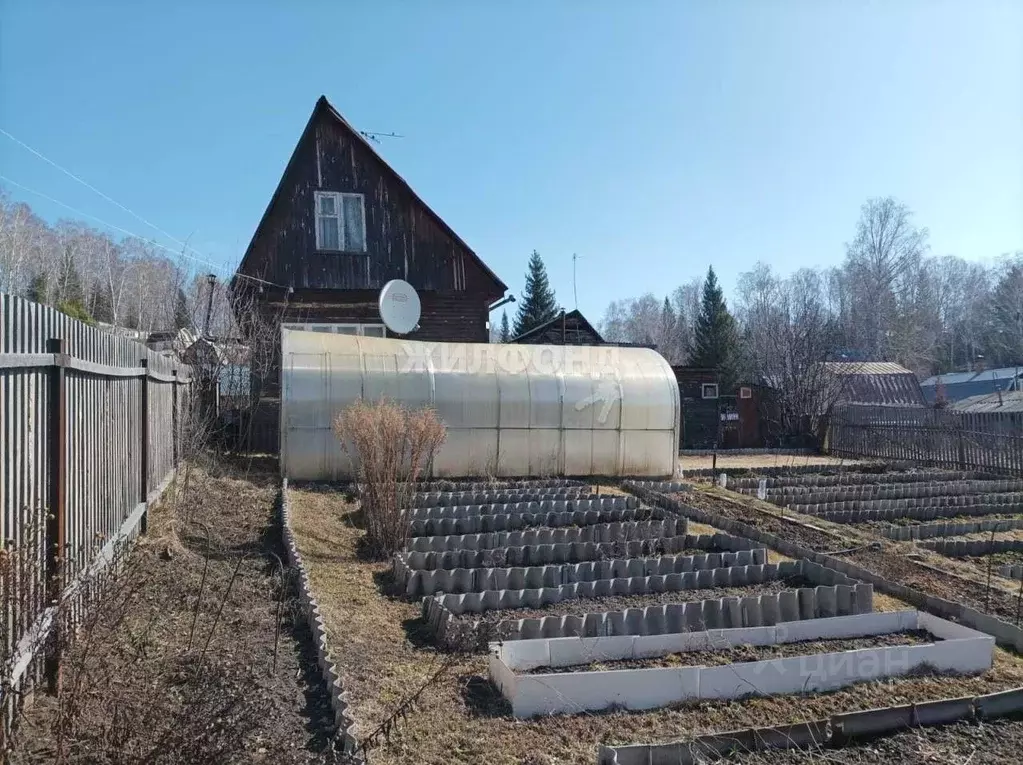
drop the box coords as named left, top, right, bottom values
left=679, top=454, right=861, bottom=472
left=288, top=486, right=1023, bottom=765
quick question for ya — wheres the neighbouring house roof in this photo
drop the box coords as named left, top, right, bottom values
left=823, top=361, right=925, bottom=407
left=234, top=95, right=507, bottom=297
left=510, top=309, right=604, bottom=344
left=920, top=367, right=1023, bottom=403
left=822, top=361, right=915, bottom=376
left=952, top=390, right=1023, bottom=413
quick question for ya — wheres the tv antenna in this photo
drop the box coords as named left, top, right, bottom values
left=359, top=130, right=404, bottom=144
left=572, top=253, right=584, bottom=310
left=378, top=279, right=421, bottom=335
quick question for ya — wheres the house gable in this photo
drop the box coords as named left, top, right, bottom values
left=235, top=96, right=506, bottom=300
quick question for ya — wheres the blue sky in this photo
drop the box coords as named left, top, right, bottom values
left=2, top=1, right=1021, bottom=322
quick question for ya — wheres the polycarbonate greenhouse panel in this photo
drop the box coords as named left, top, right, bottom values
left=280, top=330, right=681, bottom=480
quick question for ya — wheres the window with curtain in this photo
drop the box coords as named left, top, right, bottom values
left=314, top=191, right=366, bottom=252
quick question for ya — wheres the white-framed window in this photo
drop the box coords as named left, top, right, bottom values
left=314, top=191, right=367, bottom=252
left=282, top=322, right=385, bottom=337
left=740, top=386, right=752, bottom=399
left=702, top=383, right=719, bottom=399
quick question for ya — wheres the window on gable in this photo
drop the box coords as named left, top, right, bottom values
left=315, top=191, right=366, bottom=252
left=702, top=383, right=719, bottom=399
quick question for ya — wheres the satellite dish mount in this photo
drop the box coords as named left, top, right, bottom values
left=378, top=279, right=421, bottom=335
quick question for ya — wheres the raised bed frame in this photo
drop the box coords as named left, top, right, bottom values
left=490, top=610, right=994, bottom=718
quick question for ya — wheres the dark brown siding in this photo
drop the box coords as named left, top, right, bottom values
left=239, top=107, right=502, bottom=300
left=254, top=289, right=489, bottom=397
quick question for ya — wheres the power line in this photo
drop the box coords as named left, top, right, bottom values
left=0, top=126, right=274, bottom=287
left=0, top=174, right=279, bottom=288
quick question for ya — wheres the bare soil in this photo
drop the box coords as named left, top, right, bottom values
left=446, top=577, right=807, bottom=631
left=671, top=489, right=860, bottom=553
left=9, top=458, right=341, bottom=765
left=288, top=487, right=1023, bottom=765
left=529, top=631, right=931, bottom=673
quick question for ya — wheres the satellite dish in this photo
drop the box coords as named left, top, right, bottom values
left=378, top=279, right=421, bottom=335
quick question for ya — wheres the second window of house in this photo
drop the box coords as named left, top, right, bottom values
left=315, top=191, right=366, bottom=252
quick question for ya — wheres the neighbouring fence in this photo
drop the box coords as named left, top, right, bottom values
left=828, top=404, right=1023, bottom=474
left=0, top=294, right=191, bottom=747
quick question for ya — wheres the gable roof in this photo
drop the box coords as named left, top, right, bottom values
left=234, top=96, right=507, bottom=295
left=510, top=309, right=605, bottom=344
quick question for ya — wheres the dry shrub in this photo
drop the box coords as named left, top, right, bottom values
left=333, top=399, right=446, bottom=559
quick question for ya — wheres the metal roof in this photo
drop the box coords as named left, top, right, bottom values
left=952, top=390, right=1023, bottom=413
left=823, top=361, right=915, bottom=376
left=921, top=367, right=1023, bottom=387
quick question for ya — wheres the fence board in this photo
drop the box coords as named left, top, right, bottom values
left=1, top=294, right=191, bottom=744
left=830, top=403, right=1023, bottom=475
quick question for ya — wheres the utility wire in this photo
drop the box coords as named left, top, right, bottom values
left=0, top=174, right=279, bottom=288
left=0, top=126, right=279, bottom=288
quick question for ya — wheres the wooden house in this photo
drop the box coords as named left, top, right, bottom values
left=231, top=96, right=509, bottom=450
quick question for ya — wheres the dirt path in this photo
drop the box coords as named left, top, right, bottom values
left=9, top=459, right=340, bottom=765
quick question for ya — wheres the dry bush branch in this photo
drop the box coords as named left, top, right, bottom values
left=333, top=399, right=446, bottom=559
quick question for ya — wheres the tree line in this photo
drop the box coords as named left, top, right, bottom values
left=0, top=189, right=236, bottom=336
left=599, top=196, right=1023, bottom=380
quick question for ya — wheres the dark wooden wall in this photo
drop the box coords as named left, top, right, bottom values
left=511, top=314, right=604, bottom=346
left=237, top=102, right=502, bottom=300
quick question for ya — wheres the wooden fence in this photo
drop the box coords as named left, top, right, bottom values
left=829, top=404, right=1023, bottom=474
left=0, top=294, right=191, bottom=746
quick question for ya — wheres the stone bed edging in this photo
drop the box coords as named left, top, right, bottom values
left=815, top=503, right=1023, bottom=525
left=279, top=479, right=361, bottom=758
left=769, top=478, right=1023, bottom=505
left=623, top=480, right=1023, bottom=653
left=729, top=469, right=981, bottom=490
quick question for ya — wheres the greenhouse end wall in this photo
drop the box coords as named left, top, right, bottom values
left=280, top=330, right=680, bottom=480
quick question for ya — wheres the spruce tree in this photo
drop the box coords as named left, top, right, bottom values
left=26, top=272, right=49, bottom=304
left=174, top=288, right=191, bottom=330
left=499, top=310, right=511, bottom=342
left=92, top=284, right=114, bottom=324
left=691, top=266, right=739, bottom=390
left=512, top=250, right=559, bottom=337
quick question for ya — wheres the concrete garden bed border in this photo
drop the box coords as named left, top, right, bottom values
left=596, top=687, right=1023, bottom=764
left=920, top=538, right=1023, bottom=557
left=280, top=479, right=361, bottom=757
left=791, top=491, right=1023, bottom=515
left=812, top=503, right=1022, bottom=525
left=728, top=469, right=984, bottom=490
left=423, top=561, right=873, bottom=646
left=882, top=517, right=1023, bottom=541
left=767, top=478, right=1023, bottom=505
left=405, top=495, right=640, bottom=521
left=409, top=487, right=600, bottom=508
left=395, top=547, right=769, bottom=596
left=406, top=518, right=684, bottom=553
left=490, top=610, right=994, bottom=718
left=624, top=481, right=1023, bottom=652
left=410, top=506, right=657, bottom=536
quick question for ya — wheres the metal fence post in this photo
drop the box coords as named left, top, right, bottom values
left=45, top=338, right=67, bottom=694
left=171, top=368, right=179, bottom=466
left=140, top=359, right=149, bottom=534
